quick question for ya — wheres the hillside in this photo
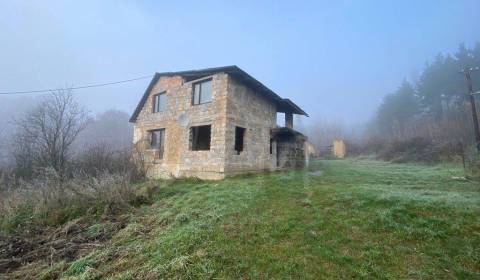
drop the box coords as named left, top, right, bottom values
left=2, top=159, right=480, bottom=279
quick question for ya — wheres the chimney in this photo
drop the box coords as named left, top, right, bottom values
left=285, top=113, right=293, bottom=129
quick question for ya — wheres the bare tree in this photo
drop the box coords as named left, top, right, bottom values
left=13, top=89, right=88, bottom=176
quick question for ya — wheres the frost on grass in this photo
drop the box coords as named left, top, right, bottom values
left=354, top=184, right=480, bottom=208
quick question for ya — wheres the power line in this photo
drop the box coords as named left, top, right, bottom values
left=0, top=74, right=153, bottom=95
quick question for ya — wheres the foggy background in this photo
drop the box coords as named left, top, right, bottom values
left=1, top=0, right=479, bottom=157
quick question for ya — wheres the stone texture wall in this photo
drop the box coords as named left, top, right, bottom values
left=133, top=72, right=304, bottom=180
left=276, top=135, right=307, bottom=169
left=133, top=74, right=228, bottom=180
left=223, top=76, right=277, bottom=175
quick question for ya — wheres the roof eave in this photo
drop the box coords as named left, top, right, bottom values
left=129, top=73, right=160, bottom=123
left=277, top=99, right=309, bottom=117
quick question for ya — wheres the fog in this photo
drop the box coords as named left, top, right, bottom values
left=1, top=1, right=479, bottom=155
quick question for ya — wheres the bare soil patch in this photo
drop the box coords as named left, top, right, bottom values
left=0, top=216, right=127, bottom=279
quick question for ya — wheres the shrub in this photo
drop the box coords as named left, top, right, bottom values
left=345, top=137, right=387, bottom=157
left=377, top=137, right=463, bottom=163
left=73, top=143, right=148, bottom=183
left=74, top=144, right=119, bottom=177
left=0, top=168, right=140, bottom=232
left=0, top=139, right=154, bottom=233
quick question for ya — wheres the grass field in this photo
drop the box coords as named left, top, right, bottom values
left=11, top=159, right=480, bottom=279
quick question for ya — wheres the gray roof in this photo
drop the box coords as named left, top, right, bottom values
left=130, top=65, right=308, bottom=122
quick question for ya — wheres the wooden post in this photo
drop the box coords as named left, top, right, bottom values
left=461, top=67, right=480, bottom=151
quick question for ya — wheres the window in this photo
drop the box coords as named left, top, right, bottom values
left=150, top=129, right=165, bottom=158
left=234, top=126, right=245, bottom=154
left=270, top=138, right=273, bottom=154
left=190, top=125, right=211, bottom=151
left=192, top=79, right=212, bottom=105
left=152, top=92, right=166, bottom=113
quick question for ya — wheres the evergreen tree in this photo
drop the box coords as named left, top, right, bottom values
left=375, top=41, right=480, bottom=142
left=377, top=79, right=419, bottom=137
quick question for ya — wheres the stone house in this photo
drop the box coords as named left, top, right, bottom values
left=130, top=66, right=309, bottom=180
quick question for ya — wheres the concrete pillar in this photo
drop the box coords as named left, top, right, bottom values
left=285, top=113, right=293, bottom=129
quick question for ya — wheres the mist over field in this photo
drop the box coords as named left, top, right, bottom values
left=1, top=1, right=480, bottom=278
left=1, top=1, right=479, bottom=158
left=1, top=1, right=479, bottom=120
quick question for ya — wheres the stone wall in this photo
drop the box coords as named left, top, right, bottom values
left=133, top=73, right=229, bottom=180
left=223, top=76, right=277, bottom=175
left=132, top=71, right=306, bottom=180
left=276, top=135, right=307, bottom=169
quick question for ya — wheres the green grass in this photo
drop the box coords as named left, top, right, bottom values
left=46, top=160, right=480, bottom=279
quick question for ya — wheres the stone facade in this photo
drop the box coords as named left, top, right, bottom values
left=131, top=67, right=308, bottom=180
left=223, top=76, right=277, bottom=175
left=276, top=134, right=307, bottom=168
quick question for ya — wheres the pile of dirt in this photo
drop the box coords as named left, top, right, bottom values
left=0, top=216, right=127, bottom=278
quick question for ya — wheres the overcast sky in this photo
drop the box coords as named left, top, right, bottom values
left=0, top=0, right=479, bottom=124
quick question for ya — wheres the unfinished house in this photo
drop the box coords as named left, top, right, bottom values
left=130, top=66, right=309, bottom=180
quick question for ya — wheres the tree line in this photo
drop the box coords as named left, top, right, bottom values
left=373, top=42, right=480, bottom=146
left=0, top=90, right=137, bottom=181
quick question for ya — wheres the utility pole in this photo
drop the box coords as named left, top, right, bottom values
left=460, top=66, right=480, bottom=151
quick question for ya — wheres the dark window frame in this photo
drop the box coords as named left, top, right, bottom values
left=190, top=125, right=211, bottom=151
left=149, top=128, right=165, bottom=159
left=234, top=126, right=246, bottom=154
left=192, top=79, right=213, bottom=106
left=152, top=91, right=167, bottom=113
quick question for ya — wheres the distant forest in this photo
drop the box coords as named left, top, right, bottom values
left=373, top=42, right=480, bottom=145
